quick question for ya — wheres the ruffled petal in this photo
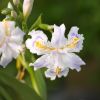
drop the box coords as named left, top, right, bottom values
left=61, top=53, right=85, bottom=72
left=66, top=26, right=84, bottom=52
left=8, top=43, right=22, bottom=58
left=45, top=69, right=56, bottom=80
left=28, top=30, right=48, bottom=41
left=26, top=30, right=49, bottom=55
left=30, top=54, right=50, bottom=70
left=45, top=67, right=69, bottom=80
left=26, top=38, right=36, bottom=53
left=51, top=24, right=67, bottom=48
left=10, top=27, right=25, bottom=44
left=0, top=47, right=13, bottom=67
left=58, top=67, right=69, bottom=78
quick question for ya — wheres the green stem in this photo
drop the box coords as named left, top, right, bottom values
left=22, top=20, right=28, bottom=33
left=9, top=0, right=19, bottom=14
left=19, top=53, right=40, bottom=96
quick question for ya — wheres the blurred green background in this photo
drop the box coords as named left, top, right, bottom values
left=0, top=0, right=100, bottom=100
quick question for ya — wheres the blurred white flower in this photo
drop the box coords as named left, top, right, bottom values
left=0, top=21, right=25, bottom=67
left=13, top=0, right=20, bottom=6
left=26, top=24, right=85, bottom=80
left=23, top=0, right=34, bottom=19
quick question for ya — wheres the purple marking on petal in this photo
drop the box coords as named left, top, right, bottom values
left=35, top=36, right=43, bottom=41
left=71, top=33, right=79, bottom=38
left=49, top=69, right=55, bottom=74
left=71, top=33, right=76, bottom=36
left=33, top=36, right=43, bottom=43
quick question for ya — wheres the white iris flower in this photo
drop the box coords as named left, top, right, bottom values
left=26, top=24, right=85, bottom=80
left=0, top=21, right=25, bottom=67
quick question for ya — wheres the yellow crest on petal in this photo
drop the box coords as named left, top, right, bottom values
left=55, top=67, right=61, bottom=75
left=3, top=20, right=10, bottom=36
left=67, top=37, right=79, bottom=48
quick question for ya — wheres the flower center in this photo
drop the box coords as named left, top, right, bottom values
left=34, top=37, right=79, bottom=53
left=55, top=67, right=61, bottom=75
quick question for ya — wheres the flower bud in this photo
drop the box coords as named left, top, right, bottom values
left=13, top=0, right=20, bottom=6
left=7, top=2, right=13, bottom=9
left=11, top=11, right=17, bottom=18
left=23, top=0, right=34, bottom=19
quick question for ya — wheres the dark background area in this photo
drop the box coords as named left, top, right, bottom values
left=0, top=0, right=100, bottom=100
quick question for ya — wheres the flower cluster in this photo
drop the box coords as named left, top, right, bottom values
left=0, top=21, right=25, bottom=67
left=26, top=24, right=85, bottom=80
left=0, top=0, right=85, bottom=80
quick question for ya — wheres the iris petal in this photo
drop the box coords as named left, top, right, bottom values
left=61, top=53, right=85, bottom=72
left=51, top=24, right=67, bottom=48
left=26, top=30, right=49, bottom=55
left=67, top=26, right=84, bottom=52
left=0, top=47, right=13, bottom=67
left=30, top=54, right=50, bottom=70
left=45, top=69, right=56, bottom=80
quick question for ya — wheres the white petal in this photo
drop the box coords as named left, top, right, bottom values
left=60, top=53, right=85, bottom=72
left=68, top=26, right=79, bottom=39
left=45, top=67, right=69, bottom=80
left=26, top=38, right=36, bottom=53
left=28, top=30, right=48, bottom=41
left=2, top=21, right=15, bottom=34
left=10, top=27, right=25, bottom=44
left=51, top=24, right=67, bottom=48
left=30, top=54, right=50, bottom=70
left=0, top=47, right=13, bottom=67
left=45, top=69, right=56, bottom=80
left=6, top=21, right=15, bottom=32
left=8, top=43, right=21, bottom=58
left=58, top=67, right=69, bottom=78
left=0, top=21, right=15, bottom=35
left=26, top=30, right=48, bottom=55
left=0, top=22, right=5, bottom=36
left=67, top=26, right=84, bottom=52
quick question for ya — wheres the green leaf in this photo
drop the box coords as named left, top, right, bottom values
left=20, top=52, right=47, bottom=100
left=27, top=67, right=47, bottom=100
left=34, top=69, right=47, bottom=100
left=30, top=14, right=42, bottom=31
left=0, top=70, right=41, bottom=100
left=1, top=8, right=12, bottom=15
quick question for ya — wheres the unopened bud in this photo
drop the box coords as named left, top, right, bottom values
left=13, top=0, right=20, bottom=6
left=11, top=11, right=17, bottom=18
left=39, top=24, right=53, bottom=31
left=7, top=2, right=13, bottom=9
left=23, top=0, right=34, bottom=19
